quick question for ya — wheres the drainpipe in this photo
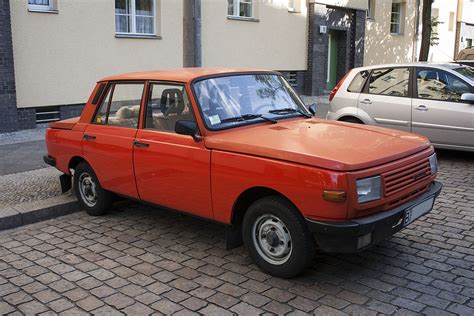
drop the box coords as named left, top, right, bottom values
left=194, top=0, right=202, bottom=67
left=183, top=0, right=202, bottom=67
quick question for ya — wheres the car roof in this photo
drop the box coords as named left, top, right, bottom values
left=99, top=68, right=275, bottom=83
left=353, top=62, right=468, bottom=71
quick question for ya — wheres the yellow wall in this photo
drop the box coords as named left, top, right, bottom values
left=364, top=0, right=419, bottom=66
left=10, top=0, right=183, bottom=108
left=201, top=0, right=308, bottom=70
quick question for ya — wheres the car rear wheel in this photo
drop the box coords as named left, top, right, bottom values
left=242, top=196, right=315, bottom=278
left=74, top=162, right=113, bottom=216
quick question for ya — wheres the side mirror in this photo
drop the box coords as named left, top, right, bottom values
left=308, top=103, right=317, bottom=116
left=461, top=93, right=474, bottom=104
left=175, top=120, right=201, bottom=142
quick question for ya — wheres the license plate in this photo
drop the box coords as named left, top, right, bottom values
left=404, top=197, right=435, bottom=226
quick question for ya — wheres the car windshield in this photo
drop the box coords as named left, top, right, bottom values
left=193, top=74, right=309, bottom=130
left=454, top=66, right=474, bottom=81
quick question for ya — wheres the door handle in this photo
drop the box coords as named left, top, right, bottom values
left=133, top=140, right=149, bottom=148
left=360, top=99, right=372, bottom=104
left=415, top=105, right=429, bottom=111
left=83, top=134, right=96, bottom=140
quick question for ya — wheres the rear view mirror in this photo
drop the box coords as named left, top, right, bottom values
left=175, top=120, right=201, bottom=142
left=461, top=93, right=474, bottom=104
left=308, top=103, right=317, bottom=116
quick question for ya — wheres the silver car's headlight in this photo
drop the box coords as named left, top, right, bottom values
left=357, top=176, right=382, bottom=204
left=429, top=154, right=438, bottom=175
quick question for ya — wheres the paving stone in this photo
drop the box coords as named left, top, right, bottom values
left=313, top=305, right=348, bottom=316
left=181, top=297, right=207, bottom=311
left=151, top=298, right=183, bottom=314
left=230, top=302, right=262, bottom=315
left=104, top=293, right=135, bottom=310
left=47, top=298, right=75, bottom=313
left=199, top=304, right=233, bottom=316
left=207, top=292, right=239, bottom=308
left=17, top=300, right=48, bottom=315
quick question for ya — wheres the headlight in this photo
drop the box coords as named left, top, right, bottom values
left=356, top=176, right=382, bottom=204
left=429, top=153, right=438, bottom=175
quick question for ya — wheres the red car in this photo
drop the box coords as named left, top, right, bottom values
left=44, top=68, right=442, bottom=277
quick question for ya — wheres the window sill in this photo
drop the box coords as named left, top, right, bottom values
left=227, top=16, right=260, bottom=22
left=28, top=8, right=59, bottom=14
left=390, top=33, right=405, bottom=36
left=288, top=8, right=300, bottom=13
left=115, top=34, right=162, bottom=39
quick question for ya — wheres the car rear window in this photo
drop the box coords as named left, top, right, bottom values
left=347, top=70, right=369, bottom=93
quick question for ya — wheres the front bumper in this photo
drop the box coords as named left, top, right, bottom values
left=306, top=181, right=442, bottom=253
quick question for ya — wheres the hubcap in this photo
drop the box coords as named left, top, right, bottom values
left=78, top=173, right=97, bottom=207
left=252, top=214, right=292, bottom=265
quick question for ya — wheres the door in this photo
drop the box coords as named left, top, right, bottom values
left=358, top=67, right=412, bottom=131
left=412, top=67, right=474, bottom=148
left=83, top=82, right=145, bottom=198
left=133, top=82, right=213, bottom=219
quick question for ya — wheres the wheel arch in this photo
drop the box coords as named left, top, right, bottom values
left=68, top=156, right=88, bottom=174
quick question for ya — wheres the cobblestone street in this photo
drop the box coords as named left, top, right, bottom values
left=0, top=149, right=473, bottom=315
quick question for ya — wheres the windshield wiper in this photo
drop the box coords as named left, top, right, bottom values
left=220, top=114, right=277, bottom=124
left=268, top=108, right=312, bottom=118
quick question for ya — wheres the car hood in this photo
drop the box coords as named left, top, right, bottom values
left=204, top=118, right=431, bottom=171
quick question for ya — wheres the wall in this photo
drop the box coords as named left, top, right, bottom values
left=364, top=0, right=419, bottom=66
left=0, top=0, right=18, bottom=132
left=456, top=0, right=474, bottom=54
left=312, top=0, right=368, bottom=10
left=201, top=0, right=307, bottom=70
left=10, top=0, right=184, bottom=109
left=429, top=0, right=458, bottom=61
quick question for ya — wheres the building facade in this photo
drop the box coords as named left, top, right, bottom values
left=1, top=0, right=370, bottom=132
left=455, top=0, right=474, bottom=56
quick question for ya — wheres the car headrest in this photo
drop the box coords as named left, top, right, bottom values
left=161, top=89, right=185, bottom=115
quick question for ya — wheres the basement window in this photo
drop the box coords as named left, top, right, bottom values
left=28, top=0, right=58, bottom=12
left=36, top=107, right=60, bottom=124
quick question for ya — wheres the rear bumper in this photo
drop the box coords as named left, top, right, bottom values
left=43, top=155, right=56, bottom=167
left=306, top=181, right=442, bottom=253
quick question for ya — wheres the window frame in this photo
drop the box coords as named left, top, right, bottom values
left=413, top=67, right=473, bottom=102
left=142, top=81, right=199, bottom=134
left=367, top=0, right=376, bottom=20
left=91, top=80, right=147, bottom=129
left=28, top=0, right=57, bottom=12
left=115, top=0, right=157, bottom=36
left=364, top=67, right=413, bottom=98
left=227, top=0, right=259, bottom=21
left=390, top=1, right=403, bottom=35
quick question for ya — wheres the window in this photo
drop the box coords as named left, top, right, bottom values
left=466, top=38, right=473, bottom=48
left=115, top=0, right=155, bottom=35
left=348, top=71, right=369, bottom=93
left=416, top=69, right=472, bottom=101
left=28, top=0, right=56, bottom=11
left=228, top=0, right=253, bottom=18
left=93, top=83, right=145, bottom=128
left=145, top=84, right=195, bottom=132
left=367, top=0, right=376, bottom=20
left=390, top=2, right=403, bottom=34
left=368, top=68, right=410, bottom=97
left=288, top=0, right=301, bottom=13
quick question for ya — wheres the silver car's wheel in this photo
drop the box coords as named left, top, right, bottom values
left=252, top=214, right=292, bottom=265
left=78, top=172, right=97, bottom=207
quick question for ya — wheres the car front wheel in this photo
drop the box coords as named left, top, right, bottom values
left=242, top=196, right=315, bottom=278
left=74, top=162, right=113, bottom=216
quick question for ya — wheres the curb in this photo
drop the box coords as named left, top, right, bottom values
left=0, top=195, right=80, bottom=231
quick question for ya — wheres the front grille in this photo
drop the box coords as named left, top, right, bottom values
left=383, top=157, right=431, bottom=197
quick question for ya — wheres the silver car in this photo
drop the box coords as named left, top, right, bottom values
left=326, top=63, right=474, bottom=152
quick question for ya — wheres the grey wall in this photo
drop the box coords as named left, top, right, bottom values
left=0, top=0, right=19, bottom=132
left=305, top=4, right=366, bottom=96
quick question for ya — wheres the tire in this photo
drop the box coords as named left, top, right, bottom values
left=73, top=162, right=113, bottom=216
left=242, top=196, right=316, bottom=278
left=340, top=117, right=363, bottom=124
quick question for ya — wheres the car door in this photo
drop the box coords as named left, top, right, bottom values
left=83, top=82, right=145, bottom=199
left=412, top=67, right=474, bottom=148
left=358, top=67, right=412, bottom=131
left=133, top=82, right=213, bottom=219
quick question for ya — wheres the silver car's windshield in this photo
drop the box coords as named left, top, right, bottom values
left=193, top=74, right=309, bottom=130
left=454, top=66, right=474, bottom=81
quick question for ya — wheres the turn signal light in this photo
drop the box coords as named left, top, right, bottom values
left=323, top=190, right=347, bottom=202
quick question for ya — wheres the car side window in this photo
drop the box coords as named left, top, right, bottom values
left=144, top=83, right=196, bottom=132
left=368, top=68, right=409, bottom=97
left=93, top=82, right=145, bottom=128
left=416, top=68, right=471, bottom=101
left=347, top=70, right=369, bottom=93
